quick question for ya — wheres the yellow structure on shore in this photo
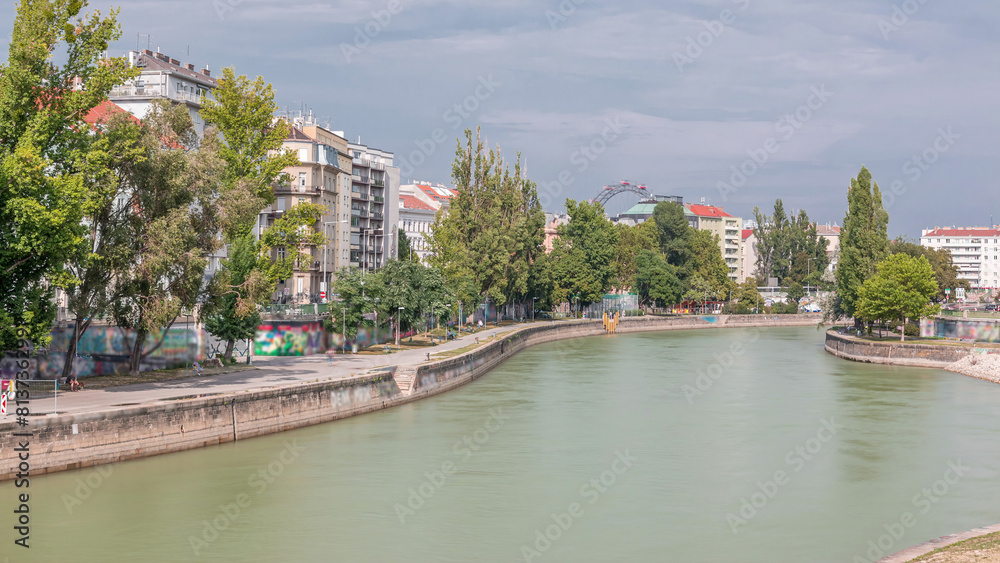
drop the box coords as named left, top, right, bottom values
left=603, top=311, right=620, bottom=333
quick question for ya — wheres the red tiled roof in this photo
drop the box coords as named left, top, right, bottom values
left=83, top=100, right=185, bottom=149
left=83, top=100, right=139, bottom=126
left=687, top=204, right=732, bottom=218
left=742, top=229, right=754, bottom=240
left=401, top=195, right=434, bottom=211
left=815, top=225, right=841, bottom=236
left=923, top=228, right=1000, bottom=237
left=416, top=183, right=456, bottom=202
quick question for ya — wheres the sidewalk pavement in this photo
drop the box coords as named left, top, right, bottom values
left=12, top=322, right=539, bottom=417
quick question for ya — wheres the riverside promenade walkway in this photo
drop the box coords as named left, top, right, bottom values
left=20, top=322, right=536, bottom=417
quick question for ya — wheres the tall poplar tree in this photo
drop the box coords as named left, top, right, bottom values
left=429, top=128, right=545, bottom=317
left=835, top=166, right=889, bottom=319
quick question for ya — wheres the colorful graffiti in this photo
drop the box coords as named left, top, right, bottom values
left=1, top=325, right=205, bottom=380
left=254, top=322, right=325, bottom=356
left=932, top=318, right=1000, bottom=343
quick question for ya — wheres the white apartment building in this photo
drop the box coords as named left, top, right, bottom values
left=685, top=203, right=743, bottom=282
left=109, top=50, right=216, bottom=137
left=397, top=183, right=457, bottom=263
left=920, top=227, right=1000, bottom=290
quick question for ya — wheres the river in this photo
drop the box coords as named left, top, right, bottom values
left=3, top=326, right=999, bottom=562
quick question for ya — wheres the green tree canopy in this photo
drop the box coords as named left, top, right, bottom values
left=428, top=128, right=545, bottom=314
left=0, top=0, right=136, bottom=348
left=889, top=237, right=969, bottom=301
left=634, top=249, right=682, bottom=308
left=550, top=199, right=619, bottom=308
left=652, top=201, right=691, bottom=268
left=856, top=253, right=939, bottom=341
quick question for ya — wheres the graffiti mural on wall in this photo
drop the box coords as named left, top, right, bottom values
left=0, top=325, right=205, bottom=380
left=933, top=318, right=1000, bottom=343
left=254, top=322, right=326, bottom=356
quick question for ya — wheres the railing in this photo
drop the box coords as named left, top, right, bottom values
left=109, top=86, right=204, bottom=105
left=372, top=196, right=384, bottom=203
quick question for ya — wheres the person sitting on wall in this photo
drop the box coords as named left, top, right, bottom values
left=65, top=373, right=84, bottom=391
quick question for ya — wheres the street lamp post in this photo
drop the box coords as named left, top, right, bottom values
left=533, top=297, right=538, bottom=321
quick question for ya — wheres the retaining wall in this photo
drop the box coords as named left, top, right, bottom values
left=0, top=314, right=820, bottom=481
left=824, top=330, right=977, bottom=368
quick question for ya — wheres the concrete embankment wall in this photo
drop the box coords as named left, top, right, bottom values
left=824, top=330, right=975, bottom=368
left=0, top=314, right=819, bottom=481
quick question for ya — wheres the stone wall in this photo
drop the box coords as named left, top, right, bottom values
left=824, top=330, right=976, bottom=368
left=0, top=315, right=822, bottom=481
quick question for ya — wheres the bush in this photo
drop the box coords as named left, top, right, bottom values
left=904, top=323, right=919, bottom=337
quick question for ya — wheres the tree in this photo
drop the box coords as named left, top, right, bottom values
left=429, top=128, right=545, bottom=318
left=60, top=106, right=146, bottom=378
left=889, top=238, right=968, bottom=301
left=110, top=102, right=227, bottom=375
left=203, top=234, right=264, bottom=362
left=652, top=202, right=690, bottom=267
left=728, top=277, right=763, bottom=314
left=0, top=0, right=136, bottom=349
left=835, top=166, right=889, bottom=320
left=199, top=67, right=298, bottom=362
left=752, top=200, right=829, bottom=287
left=612, top=220, right=658, bottom=291
left=198, top=67, right=298, bottom=237
left=398, top=229, right=416, bottom=262
left=856, top=254, right=939, bottom=341
left=634, top=250, right=682, bottom=308
left=550, top=199, right=618, bottom=308
left=682, top=275, right=716, bottom=312
left=687, top=229, right=736, bottom=299
left=329, top=268, right=377, bottom=340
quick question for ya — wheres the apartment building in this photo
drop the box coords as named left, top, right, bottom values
left=109, top=50, right=216, bottom=137
left=397, top=182, right=458, bottom=263
left=349, top=142, right=400, bottom=273
left=257, top=123, right=352, bottom=304
left=686, top=204, right=743, bottom=282
left=921, top=227, right=1000, bottom=290
left=815, top=224, right=841, bottom=273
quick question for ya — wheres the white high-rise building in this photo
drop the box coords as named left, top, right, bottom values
left=921, top=226, right=1000, bottom=290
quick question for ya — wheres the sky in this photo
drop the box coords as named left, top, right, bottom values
left=2, top=0, right=998, bottom=237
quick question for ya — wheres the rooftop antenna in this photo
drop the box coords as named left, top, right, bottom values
left=136, top=32, right=150, bottom=52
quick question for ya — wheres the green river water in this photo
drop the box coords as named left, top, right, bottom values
left=2, top=326, right=999, bottom=562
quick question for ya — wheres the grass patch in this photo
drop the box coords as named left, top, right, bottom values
left=909, top=530, right=1000, bottom=562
